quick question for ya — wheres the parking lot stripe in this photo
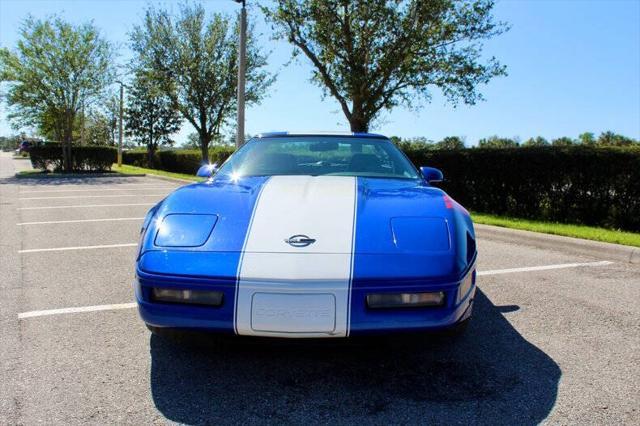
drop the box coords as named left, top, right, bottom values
left=15, top=260, right=616, bottom=319
left=18, top=203, right=155, bottom=210
left=19, top=243, right=138, bottom=254
left=19, top=194, right=166, bottom=200
left=17, top=217, right=144, bottom=226
left=19, top=187, right=175, bottom=194
left=478, top=261, right=613, bottom=276
left=18, top=303, right=137, bottom=319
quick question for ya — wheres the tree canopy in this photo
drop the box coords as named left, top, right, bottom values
left=130, top=3, right=274, bottom=161
left=0, top=16, right=114, bottom=171
left=263, top=0, right=507, bottom=132
left=125, top=71, right=182, bottom=167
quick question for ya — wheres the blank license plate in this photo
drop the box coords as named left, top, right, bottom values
left=251, top=293, right=336, bottom=333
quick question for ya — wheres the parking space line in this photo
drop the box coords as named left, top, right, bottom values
left=20, top=194, right=166, bottom=200
left=17, top=217, right=144, bottom=226
left=18, top=203, right=155, bottom=210
left=19, top=187, right=175, bottom=194
left=18, top=303, right=137, bottom=319
left=16, top=260, right=615, bottom=319
left=477, top=261, right=613, bottom=276
left=19, top=243, right=138, bottom=254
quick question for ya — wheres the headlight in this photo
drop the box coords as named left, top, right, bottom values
left=154, top=214, right=218, bottom=247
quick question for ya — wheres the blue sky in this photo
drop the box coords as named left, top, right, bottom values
left=1, top=0, right=639, bottom=146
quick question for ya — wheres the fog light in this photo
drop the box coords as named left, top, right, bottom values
left=366, top=292, right=445, bottom=309
left=151, top=288, right=223, bottom=306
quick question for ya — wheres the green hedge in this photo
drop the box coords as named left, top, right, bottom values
left=122, top=144, right=639, bottom=231
left=30, top=143, right=117, bottom=172
left=404, top=146, right=640, bottom=232
left=123, top=146, right=235, bottom=174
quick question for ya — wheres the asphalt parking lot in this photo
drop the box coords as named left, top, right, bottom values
left=1, top=152, right=638, bottom=425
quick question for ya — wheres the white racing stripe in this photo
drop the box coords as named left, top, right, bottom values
left=18, top=217, right=144, bottom=226
left=19, top=187, right=175, bottom=194
left=234, top=176, right=358, bottom=338
left=477, top=261, right=612, bottom=276
left=20, top=194, right=166, bottom=200
left=18, top=303, right=136, bottom=319
left=18, top=203, right=155, bottom=210
left=19, top=243, right=138, bottom=253
left=16, top=260, right=614, bottom=320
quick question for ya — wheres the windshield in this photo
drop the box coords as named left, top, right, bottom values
left=217, top=136, right=419, bottom=180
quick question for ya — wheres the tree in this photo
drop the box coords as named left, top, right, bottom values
left=578, top=132, right=595, bottom=145
left=125, top=71, right=182, bottom=167
left=130, top=3, right=274, bottom=162
left=84, top=112, right=112, bottom=145
left=478, top=136, right=519, bottom=148
left=183, top=132, right=201, bottom=149
left=263, top=0, right=507, bottom=132
left=435, top=136, right=465, bottom=150
left=596, top=131, right=635, bottom=147
left=103, top=94, right=121, bottom=146
left=551, top=136, right=574, bottom=147
left=0, top=16, right=114, bottom=171
left=523, top=136, right=549, bottom=147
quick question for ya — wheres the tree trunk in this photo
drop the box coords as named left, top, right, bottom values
left=349, top=117, right=369, bottom=133
left=62, top=111, right=74, bottom=172
left=199, top=132, right=210, bottom=163
left=62, top=110, right=75, bottom=173
left=147, top=145, right=156, bottom=169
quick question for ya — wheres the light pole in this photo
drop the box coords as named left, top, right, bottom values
left=234, top=0, right=247, bottom=148
left=115, top=81, right=125, bottom=167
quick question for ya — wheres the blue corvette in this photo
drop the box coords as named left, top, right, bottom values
left=135, top=132, right=477, bottom=338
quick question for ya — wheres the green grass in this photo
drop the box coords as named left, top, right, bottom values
left=113, top=164, right=200, bottom=182
left=472, top=212, right=640, bottom=247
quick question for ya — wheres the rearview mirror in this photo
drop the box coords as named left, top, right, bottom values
left=196, top=164, right=218, bottom=178
left=420, top=166, right=443, bottom=184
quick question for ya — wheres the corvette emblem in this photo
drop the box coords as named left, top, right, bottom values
left=284, top=234, right=316, bottom=247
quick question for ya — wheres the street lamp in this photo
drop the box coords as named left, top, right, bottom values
left=234, top=0, right=247, bottom=147
left=115, top=80, right=126, bottom=167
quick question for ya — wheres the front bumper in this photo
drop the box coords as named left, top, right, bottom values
left=135, top=267, right=476, bottom=337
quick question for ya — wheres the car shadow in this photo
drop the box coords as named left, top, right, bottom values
left=149, top=289, right=560, bottom=425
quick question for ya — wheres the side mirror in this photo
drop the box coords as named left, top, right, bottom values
left=196, top=164, right=218, bottom=178
left=420, top=166, right=444, bottom=184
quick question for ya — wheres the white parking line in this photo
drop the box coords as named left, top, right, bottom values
left=17, top=217, right=144, bottom=226
left=20, top=194, right=166, bottom=200
left=19, top=187, right=175, bottom=194
left=19, top=243, right=138, bottom=253
left=18, top=303, right=137, bottom=319
left=18, top=203, right=155, bottom=210
left=16, top=260, right=614, bottom=319
left=477, top=261, right=613, bottom=276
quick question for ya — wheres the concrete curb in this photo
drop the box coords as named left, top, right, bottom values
left=475, top=224, right=639, bottom=264
left=142, top=173, right=196, bottom=184
left=15, top=172, right=145, bottom=179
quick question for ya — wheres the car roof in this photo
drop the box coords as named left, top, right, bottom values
left=254, top=131, right=388, bottom=140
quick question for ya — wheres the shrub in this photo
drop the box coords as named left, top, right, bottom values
left=123, top=146, right=235, bottom=174
left=30, top=143, right=117, bottom=172
left=404, top=145, right=640, bottom=232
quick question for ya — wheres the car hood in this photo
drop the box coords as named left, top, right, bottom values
left=139, top=175, right=475, bottom=279
left=144, top=175, right=460, bottom=252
